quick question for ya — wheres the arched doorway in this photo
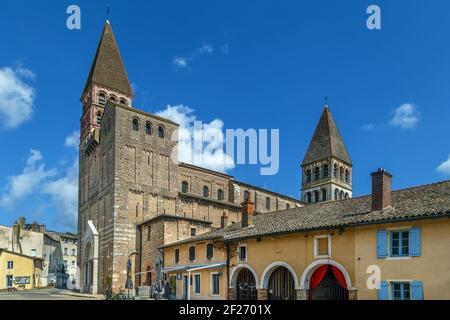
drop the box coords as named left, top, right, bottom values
left=84, top=242, right=93, bottom=289
left=236, top=269, right=257, bottom=300
left=308, top=265, right=349, bottom=300
left=268, top=267, right=296, bottom=300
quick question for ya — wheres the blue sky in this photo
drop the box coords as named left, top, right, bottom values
left=1, top=0, right=450, bottom=232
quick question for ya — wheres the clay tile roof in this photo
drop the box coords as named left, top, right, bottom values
left=302, top=106, right=351, bottom=166
left=224, top=180, right=450, bottom=241
left=82, top=21, right=133, bottom=97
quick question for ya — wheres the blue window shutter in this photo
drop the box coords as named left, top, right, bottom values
left=377, top=230, right=388, bottom=258
left=378, top=281, right=389, bottom=300
left=411, top=281, right=423, bottom=300
left=409, top=227, right=421, bottom=257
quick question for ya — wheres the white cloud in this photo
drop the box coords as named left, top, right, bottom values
left=0, top=66, right=35, bottom=129
left=390, top=103, right=420, bottom=129
left=156, top=105, right=235, bottom=172
left=361, top=124, right=375, bottom=130
left=198, top=43, right=214, bottom=55
left=64, top=130, right=80, bottom=149
left=173, top=57, right=190, bottom=70
left=0, top=150, right=56, bottom=209
left=437, top=154, right=450, bottom=175
left=0, top=131, right=79, bottom=229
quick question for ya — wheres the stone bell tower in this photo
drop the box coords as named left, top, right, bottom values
left=80, top=20, right=134, bottom=142
left=301, top=104, right=352, bottom=203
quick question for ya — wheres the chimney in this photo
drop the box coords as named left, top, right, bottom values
left=241, top=197, right=254, bottom=228
left=40, top=224, right=46, bottom=233
left=220, top=212, right=228, bottom=228
left=371, top=168, right=393, bottom=211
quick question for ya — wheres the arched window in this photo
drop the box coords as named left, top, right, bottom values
left=217, top=189, right=224, bottom=201
left=344, top=193, right=349, bottom=199
left=306, top=169, right=312, bottom=183
left=321, top=189, right=327, bottom=202
left=340, top=167, right=344, bottom=180
left=286, top=203, right=290, bottom=210
left=96, top=111, right=103, bottom=126
left=181, top=181, right=188, bottom=194
left=314, top=191, right=320, bottom=203
left=314, top=167, right=320, bottom=180
left=306, top=192, right=312, bottom=203
left=265, top=197, right=271, bottom=210
left=203, top=186, right=210, bottom=198
left=145, top=122, right=152, bottom=135
left=323, top=164, right=329, bottom=178
left=340, top=190, right=344, bottom=200
left=333, top=163, right=338, bottom=178
left=335, top=189, right=339, bottom=200
left=98, top=93, right=106, bottom=106
left=120, top=98, right=127, bottom=105
left=243, top=191, right=250, bottom=201
left=157, top=126, right=165, bottom=138
left=132, top=118, right=140, bottom=131
left=110, top=95, right=117, bottom=102
left=345, top=169, right=350, bottom=183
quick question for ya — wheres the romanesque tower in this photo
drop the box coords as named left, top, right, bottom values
left=301, top=105, right=352, bottom=203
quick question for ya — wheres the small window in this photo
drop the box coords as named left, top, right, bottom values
left=306, top=170, right=312, bottom=183
left=120, top=99, right=127, bottom=105
left=135, top=203, right=140, bottom=217
left=265, top=197, right=271, bottom=210
left=323, top=164, right=329, bottom=178
left=340, top=191, right=344, bottom=200
left=64, top=248, right=68, bottom=255
left=157, top=126, right=165, bottom=138
left=132, top=118, right=140, bottom=131
left=71, top=261, right=75, bottom=266
left=7, top=261, right=13, bottom=269
left=96, top=111, right=103, bottom=126
left=339, top=167, right=344, bottom=180
left=306, top=192, right=312, bottom=203
left=344, top=193, right=349, bottom=199
left=217, top=189, right=224, bottom=201
left=147, top=225, right=151, bottom=242
left=391, top=230, right=409, bottom=256
left=175, top=248, right=180, bottom=264
left=194, top=274, right=201, bottom=294
left=110, top=95, right=117, bottom=102
left=98, top=93, right=106, bottom=106
left=206, top=243, right=214, bottom=260
left=314, top=167, right=320, bottom=180
left=286, top=203, right=290, bottom=209
left=321, top=189, right=327, bottom=202
left=181, top=181, right=188, bottom=194
left=335, top=189, right=339, bottom=200
left=31, top=249, right=37, bottom=257
left=314, top=190, right=320, bottom=203
left=191, top=228, right=197, bottom=237
left=345, top=169, right=350, bottom=183
left=72, top=249, right=76, bottom=256
left=391, top=282, right=411, bottom=300
left=333, top=164, right=338, bottom=178
left=238, top=245, right=247, bottom=262
left=203, top=186, right=209, bottom=198
left=189, top=246, right=196, bottom=261
left=211, top=273, right=220, bottom=295
left=145, top=122, right=152, bottom=135
left=314, top=235, right=330, bottom=258
left=243, top=191, right=250, bottom=201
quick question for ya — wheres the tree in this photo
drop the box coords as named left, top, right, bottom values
left=213, top=240, right=238, bottom=300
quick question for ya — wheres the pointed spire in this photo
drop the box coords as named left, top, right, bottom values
left=82, top=21, right=133, bottom=97
left=302, top=106, right=352, bottom=166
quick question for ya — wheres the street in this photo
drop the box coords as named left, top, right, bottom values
left=0, top=288, right=103, bottom=300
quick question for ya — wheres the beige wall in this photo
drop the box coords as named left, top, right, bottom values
left=163, top=217, right=450, bottom=300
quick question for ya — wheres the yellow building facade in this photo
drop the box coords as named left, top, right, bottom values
left=0, top=250, right=43, bottom=290
left=162, top=172, right=450, bottom=300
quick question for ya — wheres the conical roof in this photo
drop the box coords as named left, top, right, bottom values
left=302, top=106, right=351, bottom=166
left=82, top=21, right=133, bottom=97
